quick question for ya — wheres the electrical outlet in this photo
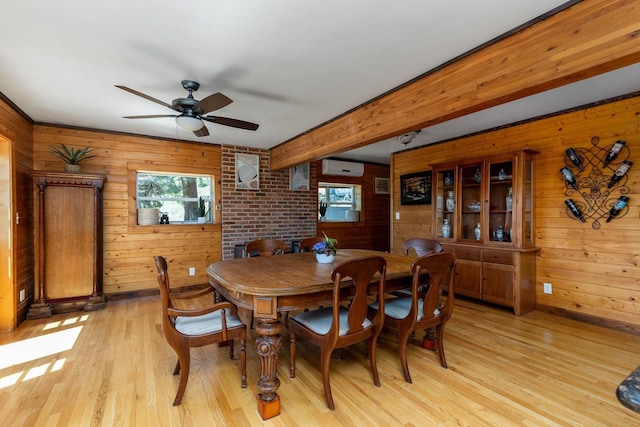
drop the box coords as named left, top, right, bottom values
left=395, top=212, right=400, bottom=220
left=19, top=289, right=26, bottom=302
left=543, top=282, right=552, bottom=294
left=189, top=267, right=196, bottom=276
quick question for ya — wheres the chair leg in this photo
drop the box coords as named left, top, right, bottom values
left=289, top=333, right=296, bottom=378
left=434, top=324, right=448, bottom=369
left=172, top=345, right=191, bottom=406
left=397, top=328, right=413, bottom=383
left=228, top=339, right=235, bottom=359
left=320, top=348, right=335, bottom=410
left=367, top=336, right=381, bottom=387
left=239, top=338, right=247, bottom=388
left=173, top=359, right=181, bottom=376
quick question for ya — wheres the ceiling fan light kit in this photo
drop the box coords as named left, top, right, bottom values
left=175, top=114, right=204, bottom=131
left=116, top=80, right=259, bottom=137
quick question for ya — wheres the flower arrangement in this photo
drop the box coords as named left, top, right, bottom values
left=312, top=232, right=338, bottom=256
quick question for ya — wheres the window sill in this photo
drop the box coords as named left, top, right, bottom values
left=128, top=223, right=221, bottom=234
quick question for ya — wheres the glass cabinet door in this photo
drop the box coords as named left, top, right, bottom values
left=434, top=168, right=455, bottom=240
left=460, top=163, right=483, bottom=242
left=487, top=157, right=514, bottom=244
left=522, top=153, right=534, bottom=247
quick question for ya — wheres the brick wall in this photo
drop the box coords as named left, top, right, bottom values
left=221, top=145, right=317, bottom=259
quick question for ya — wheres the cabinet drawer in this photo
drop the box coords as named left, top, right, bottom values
left=454, top=247, right=482, bottom=261
left=482, top=250, right=513, bottom=265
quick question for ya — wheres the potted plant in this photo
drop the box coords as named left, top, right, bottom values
left=50, top=144, right=95, bottom=173
left=197, top=197, right=209, bottom=223
left=312, top=232, right=338, bottom=263
left=318, top=200, right=328, bottom=221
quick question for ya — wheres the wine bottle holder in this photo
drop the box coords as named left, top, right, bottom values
left=562, top=136, right=631, bottom=229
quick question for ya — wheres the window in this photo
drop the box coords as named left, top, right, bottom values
left=318, top=182, right=361, bottom=222
left=137, top=172, right=214, bottom=224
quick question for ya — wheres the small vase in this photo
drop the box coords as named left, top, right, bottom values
left=505, top=187, right=513, bottom=211
left=441, top=219, right=451, bottom=238
left=445, top=191, right=455, bottom=212
left=474, top=222, right=481, bottom=241
left=315, top=253, right=335, bottom=264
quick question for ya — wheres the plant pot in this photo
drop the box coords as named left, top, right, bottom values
left=65, top=164, right=81, bottom=173
left=315, top=253, right=335, bottom=264
left=197, top=217, right=207, bottom=224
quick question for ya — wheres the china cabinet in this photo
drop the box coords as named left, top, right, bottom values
left=433, top=150, right=538, bottom=315
left=27, top=171, right=107, bottom=318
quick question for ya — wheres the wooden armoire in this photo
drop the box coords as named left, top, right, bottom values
left=28, top=171, right=106, bottom=318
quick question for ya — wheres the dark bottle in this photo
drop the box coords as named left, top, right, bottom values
left=603, top=140, right=626, bottom=168
left=565, top=148, right=584, bottom=171
left=560, top=167, right=579, bottom=190
left=565, top=199, right=585, bottom=223
left=606, top=196, right=630, bottom=222
left=607, top=160, right=633, bottom=188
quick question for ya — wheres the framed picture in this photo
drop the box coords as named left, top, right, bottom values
left=374, top=177, right=390, bottom=194
left=235, top=153, right=260, bottom=190
left=400, top=171, right=432, bottom=205
left=290, top=163, right=310, bottom=190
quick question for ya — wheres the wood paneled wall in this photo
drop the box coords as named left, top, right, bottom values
left=32, top=126, right=223, bottom=295
left=0, top=97, right=33, bottom=331
left=392, top=94, right=640, bottom=329
left=316, top=160, right=390, bottom=252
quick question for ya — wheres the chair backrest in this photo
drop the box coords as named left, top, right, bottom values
left=411, top=252, right=456, bottom=322
left=403, top=238, right=443, bottom=257
left=330, top=256, right=387, bottom=339
left=299, top=236, right=325, bottom=252
left=154, top=256, right=176, bottom=333
left=245, top=239, right=286, bottom=257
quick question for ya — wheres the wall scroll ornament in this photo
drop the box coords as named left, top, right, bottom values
left=561, top=136, right=632, bottom=229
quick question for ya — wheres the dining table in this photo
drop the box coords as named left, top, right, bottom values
left=207, top=248, right=415, bottom=419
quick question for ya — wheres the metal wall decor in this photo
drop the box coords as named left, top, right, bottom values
left=561, top=136, right=632, bottom=229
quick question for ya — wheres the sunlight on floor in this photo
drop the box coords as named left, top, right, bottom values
left=0, top=315, right=88, bottom=389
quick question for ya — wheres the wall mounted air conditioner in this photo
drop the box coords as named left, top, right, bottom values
left=321, top=159, right=365, bottom=177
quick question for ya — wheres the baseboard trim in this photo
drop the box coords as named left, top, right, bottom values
left=536, top=303, right=640, bottom=336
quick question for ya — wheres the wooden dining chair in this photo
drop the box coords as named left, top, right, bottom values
left=299, top=236, right=325, bottom=252
left=403, top=238, right=443, bottom=257
left=245, top=239, right=286, bottom=257
left=369, top=252, right=456, bottom=383
left=154, top=256, right=247, bottom=405
left=288, top=256, right=387, bottom=410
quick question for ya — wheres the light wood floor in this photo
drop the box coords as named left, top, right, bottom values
left=1, top=296, right=639, bottom=426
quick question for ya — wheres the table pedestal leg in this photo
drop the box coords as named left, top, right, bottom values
left=422, top=327, right=437, bottom=351
left=255, top=318, right=282, bottom=419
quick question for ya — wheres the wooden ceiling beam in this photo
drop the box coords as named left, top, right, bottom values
left=270, top=0, right=640, bottom=170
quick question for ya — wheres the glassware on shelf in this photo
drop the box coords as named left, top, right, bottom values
left=473, top=168, right=482, bottom=183
left=474, top=222, right=481, bottom=241
left=494, top=225, right=505, bottom=241
left=444, top=172, right=453, bottom=186
left=498, top=168, right=506, bottom=180
left=505, top=187, right=513, bottom=211
left=442, top=219, right=451, bottom=238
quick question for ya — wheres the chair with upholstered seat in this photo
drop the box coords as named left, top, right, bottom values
left=299, top=236, right=325, bottom=252
left=245, top=239, right=286, bottom=257
left=154, top=256, right=247, bottom=405
left=288, top=256, right=387, bottom=410
left=369, top=252, right=456, bottom=383
left=403, top=238, right=443, bottom=257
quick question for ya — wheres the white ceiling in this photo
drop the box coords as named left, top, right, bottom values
left=1, top=1, right=638, bottom=165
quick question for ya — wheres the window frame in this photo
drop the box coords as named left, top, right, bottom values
left=127, top=163, right=221, bottom=232
left=318, top=182, right=362, bottom=222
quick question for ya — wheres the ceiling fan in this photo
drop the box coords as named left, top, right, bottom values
left=115, top=80, right=259, bottom=137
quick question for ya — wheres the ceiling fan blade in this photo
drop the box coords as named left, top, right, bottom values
left=195, top=92, right=233, bottom=114
left=201, top=115, right=259, bottom=131
left=115, top=85, right=173, bottom=109
left=123, top=115, right=176, bottom=119
left=193, top=125, right=210, bottom=137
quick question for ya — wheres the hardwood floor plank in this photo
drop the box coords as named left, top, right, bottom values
left=1, top=296, right=639, bottom=426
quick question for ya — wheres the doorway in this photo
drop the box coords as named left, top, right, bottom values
left=0, top=136, right=14, bottom=332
